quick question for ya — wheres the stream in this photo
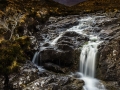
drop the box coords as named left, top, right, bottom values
left=32, top=15, right=107, bottom=90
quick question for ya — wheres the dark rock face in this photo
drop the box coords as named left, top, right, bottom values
left=99, top=18, right=120, bottom=40
left=41, top=48, right=75, bottom=66
left=44, top=63, right=67, bottom=73
left=97, top=37, right=120, bottom=83
left=97, top=17, right=120, bottom=87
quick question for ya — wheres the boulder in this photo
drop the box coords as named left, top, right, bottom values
left=8, top=61, right=43, bottom=89
left=57, top=31, right=89, bottom=48
left=40, top=48, right=78, bottom=66
left=39, top=31, right=88, bottom=72
left=44, top=63, right=67, bottom=73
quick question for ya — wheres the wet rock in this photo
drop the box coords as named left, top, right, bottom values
left=40, top=48, right=77, bottom=66
left=99, top=17, right=120, bottom=40
left=46, top=16, right=79, bottom=29
left=102, top=18, right=119, bottom=26
left=63, top=31, right=80, bottom=37
left=72, top=72, right=83, bottom=78
left=58, top=36, right=73, bottom=43
left=40, top=16, right=79, bottom=41
left=102, top=81, right=120, bottom=90
left=9, top=61, right=42, bottom=89
left=57, top=31, right=89, bottom=48
left=44, top=63, right=66, bottom=73
left=43, top=42, right=50, bottom=47
left=23, top=75, right=84, bottom=90
left=97, top=36, right=120, bottom=86
left=63, top=31, right=88, bottom=39
left=57, top=44, right=74, bottom=51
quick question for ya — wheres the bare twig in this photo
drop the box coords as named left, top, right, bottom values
left=0, top=12, right=23, bottom=40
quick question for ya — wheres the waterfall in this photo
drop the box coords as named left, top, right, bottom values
left=80, top=39, right=101, bottom=77
left=32, top=51, right=44, bottom=71
left=79, top=37, right=106, bottom=90
left=32, top=51, right=39, bottom=65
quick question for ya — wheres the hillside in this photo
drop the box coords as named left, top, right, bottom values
left=1, top=0, right=120, bottom=15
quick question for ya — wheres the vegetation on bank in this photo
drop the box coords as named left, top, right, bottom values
left=0, top=36, right=30, bottom=88
left=0, top=6, right=32, bottom=88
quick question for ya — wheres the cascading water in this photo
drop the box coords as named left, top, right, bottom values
left=66, top=16, right=106, bottom=90
left=32, top=15, right=107, bottom=90
left=51, top=33, right=63, bottom=45
left=32, top=51, right=44, bottom=71
left=80, top=40, right=100, bottom=77
left=79, top=36, right=106, bottom=90
left=32, top=52, right=39, bottom=65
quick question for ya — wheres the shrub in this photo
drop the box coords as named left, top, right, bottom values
left=0, top=36, right=30, bottom=87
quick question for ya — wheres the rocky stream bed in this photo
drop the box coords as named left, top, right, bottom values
left=0, top=12, right=120, bottom=90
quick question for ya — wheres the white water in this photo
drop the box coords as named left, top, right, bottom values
left=51, top=33, right=63, bottom=45
left=32, top=52, right=39, bottom=65
left=32, top=52, right=44, bottom=72
left=79, top=36, right=106, bottom=90
left=80, top=40, right=101, bottom=77
left=82, top=76, right=106, bottom=90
